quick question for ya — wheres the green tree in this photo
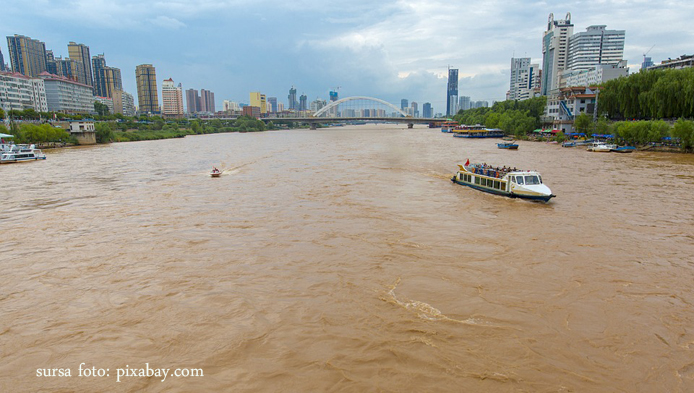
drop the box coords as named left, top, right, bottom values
left=0, top=108, right=5, bottom=119
left=190, top=120, right=201, bottom=134
left=672, top=118, right=694, bottom=150
left=95, top=122, right=114, bottom=144
left=94, top=101, right=110, bottom=116
left=574, top=113, right=593, bottom=133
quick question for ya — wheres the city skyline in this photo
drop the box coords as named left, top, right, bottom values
left=2, top=0, right=693, bottom=112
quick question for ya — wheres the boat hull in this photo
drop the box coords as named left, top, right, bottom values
left=611, top=147, right=636, bottom=153
left=0, top=156, right=46, bottom=163
left=497, top=143, right=519, bottom=149
left=451, top=177, right=554, bottom=202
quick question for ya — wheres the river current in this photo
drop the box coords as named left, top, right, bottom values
left=1, top=124, right=694, bottom=392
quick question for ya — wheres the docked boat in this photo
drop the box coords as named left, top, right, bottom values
left=611, top=146, right=636, bottom=153
left=210, top=168, right=222, bottom=177
left=453, top=130, right=505, bottom=138
left=587, top=141, right=617, bottom=152
left=497, top=142, right=519, bottom=150
left=0, top=143, right=46, bottom=164
left=451, top=161, right=555, bottom=202
left=561, top=141, right=576, bottom=147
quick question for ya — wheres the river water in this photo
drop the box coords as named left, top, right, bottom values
left=1, top=124, right=694, bottom=392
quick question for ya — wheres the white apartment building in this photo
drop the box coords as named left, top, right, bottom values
left=509, top=58, right=541, bottom=101
left=560, top=61, right=628, bottom=88
left=566, top=25, right=625, bottom=71
left=0, top=71, right=48, bottom=112
left=39, top=72, right=93, bottom=114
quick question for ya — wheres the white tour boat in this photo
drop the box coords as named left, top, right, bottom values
left=0, top=143, right=47, bottom=164
left=451, top=161, right=555, bottom=202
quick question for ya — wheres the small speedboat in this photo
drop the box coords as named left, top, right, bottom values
left=497, top=142, right=519, bottom=150
left=561, top=141, right=576, bottom=147
left=210, top=168, right=222, bottom=177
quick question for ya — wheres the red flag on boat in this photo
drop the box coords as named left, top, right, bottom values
left=464, top=159, right=469, bottom=166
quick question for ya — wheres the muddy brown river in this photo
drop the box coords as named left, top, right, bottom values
left=1, top=124, right=693, bottom=392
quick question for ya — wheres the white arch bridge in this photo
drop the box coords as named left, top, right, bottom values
left=262, top=96, right=438, bottom=128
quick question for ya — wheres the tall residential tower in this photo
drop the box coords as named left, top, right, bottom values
left=135, top=64, right=159, bottom=114
left=446, top=67, right=458, bottom=117
left=6, top=34, right=47, bottom=77
left=541, top=13, right=574, bottom=95
left=67, top=42, right=93, bottom=87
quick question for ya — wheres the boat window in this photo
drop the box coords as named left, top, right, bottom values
left=474, top=176, right=480, bottom=185
left=538, top=176, right=543, bottom=184
left=494, top=180, right=500, bottom=189
left=515, top=176, right=524, bottom=185
left=524, top=175, right=540, bottom=185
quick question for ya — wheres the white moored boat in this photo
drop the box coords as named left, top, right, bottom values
left=0, top=143, right=47, bottom=164
left=451, top=161, right=555, bottom=202
left=587, top=141, right=617, bottom=152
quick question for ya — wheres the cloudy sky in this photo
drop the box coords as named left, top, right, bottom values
left=2, top=0, right=692, bottom=113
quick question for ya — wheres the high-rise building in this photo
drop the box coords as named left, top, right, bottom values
left=299, top=94, right=307, bottom=111
left=267, top=97, right=277, bottom=113
left=135, top=64, right=159, bottom=114
left=51, top=56, right=82, bottom=82
left=250, top=92, right=267, bottom=114
left=112, top=89, right=135, bottom=116
left=422, top=102, right=432, bottom=118
left=310, top=98, right=327, bottom=113
left=67, top=42, right=93, bottom=87
left=566, top=25, right=625, bottom=72
left=45, top=50, right=57, bottom=74
left=92, top=54, right=122, bottom=98
left=288, top=86, right=297, bottom=110
left=329, top=90, right=338, bottom=102
left=642, top=57, right=654, bottom=70
left=200, top=89, right=215, bottom=113
left=541, top=13, right=574, bottom=95
left=446, top=67, right=458, bottom=116
left=458, top=96, right=471, bottom=111
left=6, top=34, right=48, bottom=77
left=277, top=102, right=284, bottom=112
left=509, top=58, right=540, bottom=101
left=401, top=99, right=408, bottom=110
left=410, top=101, right=418, bottom=117
left=185, top=89, right=200, bottom=113
left=162, top=78, right=184, bottom=117
left=0, top=48, right=5, bottom=71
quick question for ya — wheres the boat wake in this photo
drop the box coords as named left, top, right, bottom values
left=381, top=278, right=511, bottom=329
left=214, top=149, right=290, bottom=175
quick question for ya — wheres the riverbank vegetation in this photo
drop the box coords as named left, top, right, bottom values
left=0, top=112, right=273, bottom=145
left=598, top=67, right=694, bottom=120
left=453, top=96, right=546, bottom=138
left=0, top=123, right=73, bottom=146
